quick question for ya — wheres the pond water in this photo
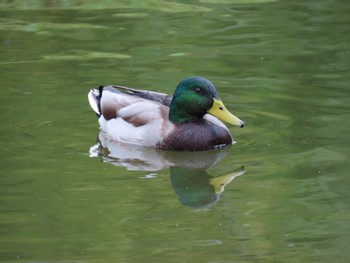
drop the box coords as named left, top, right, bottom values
left=1, top=0, right=349, bottom=262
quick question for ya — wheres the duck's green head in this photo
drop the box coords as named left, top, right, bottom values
left=169, top=77, right=244, bottom=127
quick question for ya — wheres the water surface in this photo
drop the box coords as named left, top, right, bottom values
left=1, top=0, right=349, bottom=262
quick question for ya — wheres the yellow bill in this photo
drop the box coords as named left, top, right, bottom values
left=208, top=98, right=244, bottom=127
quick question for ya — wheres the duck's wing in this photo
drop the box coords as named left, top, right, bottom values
left=88, top=85, right=173, bottom=146
left=111, top=85, right=172, bottom=107
left=88, top=85, right=172, bottom=116
left=88, top=85, right=170, bottom=123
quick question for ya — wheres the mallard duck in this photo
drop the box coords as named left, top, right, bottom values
left=88, top=77, right=244, bottom=151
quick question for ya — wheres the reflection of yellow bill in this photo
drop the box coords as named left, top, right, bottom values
left=210, top=167, right=245, bottom=194
left=208, top=98, right=244, bottom=127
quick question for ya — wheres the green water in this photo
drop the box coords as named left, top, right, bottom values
left=1, top=0, right=349, bottom=262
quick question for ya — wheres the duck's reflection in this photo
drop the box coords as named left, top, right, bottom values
left=90, top=131, right=244, bottom=208
left=170, top=166, right=244, bottom=208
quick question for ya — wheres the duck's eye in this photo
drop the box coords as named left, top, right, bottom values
left=195, top=87, right=202, bottom=93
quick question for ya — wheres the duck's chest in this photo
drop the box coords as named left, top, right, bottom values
left=158, top=120, right=232, bottom=151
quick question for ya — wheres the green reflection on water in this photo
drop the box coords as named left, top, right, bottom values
left=1, top=0, right=350, bottom=262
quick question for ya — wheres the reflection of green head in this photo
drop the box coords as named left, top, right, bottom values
left=170, top=166, right=220, bottom=208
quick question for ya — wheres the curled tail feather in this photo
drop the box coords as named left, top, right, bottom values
left=88, top=86, right=103, bottom=116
